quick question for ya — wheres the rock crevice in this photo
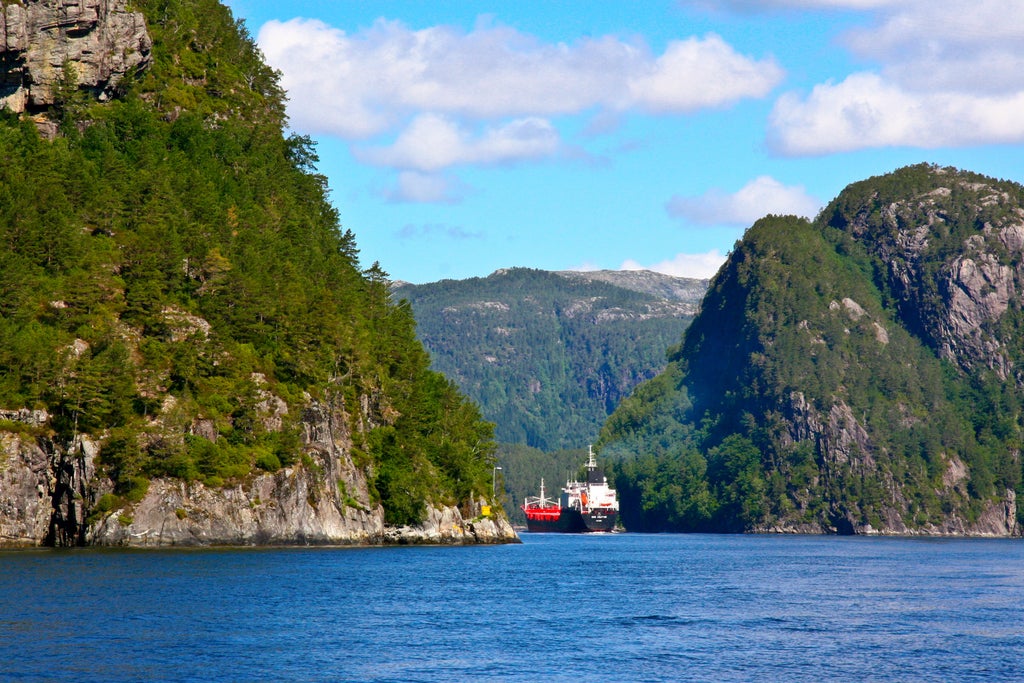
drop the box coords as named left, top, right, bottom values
left=1, top=0, right=152, bottom=114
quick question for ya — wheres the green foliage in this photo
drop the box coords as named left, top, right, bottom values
left=0, top=0, right=496, bottom=526
left=124, top=476, right=151, bottom=504
left=86, top=491, right=126, bottom=525
left=601, top=167, right=1024, bottom=532
left=397, top=268, right=696, bottom=450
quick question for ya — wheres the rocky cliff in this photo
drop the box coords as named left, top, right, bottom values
left=557, top=269, right=708, bottom=316
left=0, top=0, right=152, bottom=115
left=0, top=405, right=516, bottom=547
left=602, top=165, right=1023, bottom=536
left=0, top=0, right=516, bottom=548
left=827, top=169, right=1024, bottom=382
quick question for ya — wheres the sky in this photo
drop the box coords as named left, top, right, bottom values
left=222, top=0, right=1024, bottom=284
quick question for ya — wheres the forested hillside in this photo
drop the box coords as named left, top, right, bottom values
left=0, top=0, right=507, bottom=545
left=395, top=268, right=704, bottom=450
left=601, top=165, right=1024, bottom=536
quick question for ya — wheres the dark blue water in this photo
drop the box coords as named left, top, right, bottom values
left=2, top=533, right=1023, bottom=682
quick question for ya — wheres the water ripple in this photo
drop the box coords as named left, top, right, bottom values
left=1, top=535, right=1023, bottom=682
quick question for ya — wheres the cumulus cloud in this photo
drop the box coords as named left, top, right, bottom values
left=256, top=16, right=783, bottom=201
left=770, top=74, right=1024, bottom=154
left=843, top=0, right=1024, bottom=95
left=357, top=114, right=561, bottom=171
left=766, top=0, right=1024, bottom=154
left=667, top=176, right=821, bottom=225
left=257, top=18, right=784, bottom=141
left=627, top=34, right=784, bottom=112
left=620, top=251, right=728, bottom=279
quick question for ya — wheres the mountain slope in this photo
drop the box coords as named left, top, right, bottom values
left=558, top=269, right=708, bottom=308
left=600, top=164, right=1023, bottom=536
left=395, top=268, right=705, bottom=450
left=0, top=0, right=513, bottom=546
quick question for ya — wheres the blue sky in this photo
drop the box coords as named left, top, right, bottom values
left=223, top=0, right=1024, bottom=284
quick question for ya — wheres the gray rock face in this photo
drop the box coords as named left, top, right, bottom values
left=88, top=466, right=384, bottom=547
left=85, top=465, right=516, bottom=546
left=0, top=0, right=152, bottom=113
left=780, top=168, right=1024, bottom=537
left=784, top=392, right=1018, bottom=536
left=0, top=409, right=102, bottom=546
left=558, top=269, right=708, bottom=316
left=846, top=174, right=1024, bottom=381
left=0, top=400, right=518, bottom=548
left=0, top=431, right=53, bottom=546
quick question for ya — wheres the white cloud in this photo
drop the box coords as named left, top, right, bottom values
left=383, top=171, right=465, bottom=204
left=256, top=16, right=782, bottom=200
left=254, top=18, right=393, bottom=138
left=621, top=251, right=728, bottom=280
left=628, top=34, right=783, bottom=112
left=257, top=18, right=784, bottom=140
left=357, top=114, right=561, bottom=171
left=765, top=0, right=1024, bottom=154
left=667, top=176, right=821, bottom=225
left=769, top=73, right=1024, bottom=155
left=844, top=0, right=1024, bottom=94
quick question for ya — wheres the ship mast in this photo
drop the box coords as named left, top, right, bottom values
left=524, top=478, right=555, bottom=509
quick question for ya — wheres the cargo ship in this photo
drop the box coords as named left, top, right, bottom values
left=521, top=446, right=619, bottom=532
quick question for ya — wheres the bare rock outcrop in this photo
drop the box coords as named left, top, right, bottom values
left=378, top=501, right=518, bottom=545
left=0, top=409, right=103, bottom=546
left=0, top=399, right=518, bottom=547
left=87, top=463, right=386, bottom=547
left=87, top=471, right=515, bottom=546
left=0, top=431, right=53, bottom=546
left=844, top=174, right=1024, bottom=381
left=783, top=392, right=1017, bottom=537
left=1, top=0, right=152, bottom=113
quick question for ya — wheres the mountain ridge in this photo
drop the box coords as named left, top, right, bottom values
left=601, top=164, right=1023, bottom=536
left=556, top=269, right=708, bottom=310
left=0, top=0, right=515, bottom=547
left=394, top=267, right=706, bottom=451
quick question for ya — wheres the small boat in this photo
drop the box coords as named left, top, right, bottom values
left=521, top=446, right=619, bottom=532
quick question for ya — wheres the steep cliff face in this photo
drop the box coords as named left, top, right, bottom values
left=0, top=411, right=54, bottom=545
left=0, top=0, right=152, bottom=114
left=0, top=1, right=516, bottom=547
left=825, top=168, right=1024, bottom=381
left=0, top=404, right=516, bottom=547
left=603, top=165, right=1023, bottom=536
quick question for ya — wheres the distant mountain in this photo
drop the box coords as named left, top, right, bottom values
left=558, top=269, right=708, bottom=310
left=394, top=268, right=707, bottom=451
left=600, top=164, right=1024, bottom=536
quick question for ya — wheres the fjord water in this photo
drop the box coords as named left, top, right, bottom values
left=2, top=534, right=1022, bottom=682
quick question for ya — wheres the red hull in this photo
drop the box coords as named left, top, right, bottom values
left=522, top=505, right=617, bottom=533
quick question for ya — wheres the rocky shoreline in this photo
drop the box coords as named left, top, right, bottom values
left=0, top=409, right=519, bottom=549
